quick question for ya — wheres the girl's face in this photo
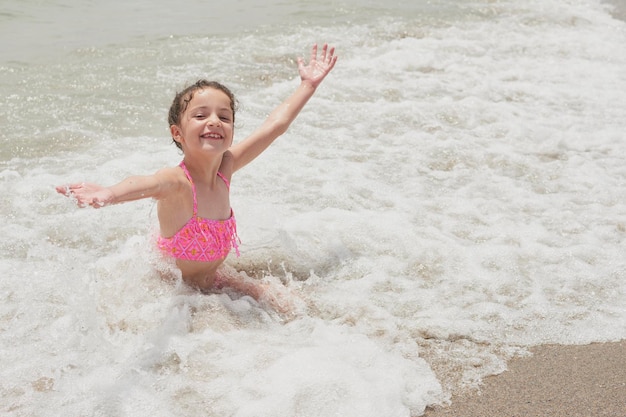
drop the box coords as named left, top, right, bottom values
left=171, top=87, right=234, bottom=154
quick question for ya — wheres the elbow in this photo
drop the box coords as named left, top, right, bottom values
left=274, top=123, right=289, bottom=137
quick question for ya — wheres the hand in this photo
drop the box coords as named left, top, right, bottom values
left=297, top=43, right=337, bottom=89
left=55, top=182, right=113, bottom=208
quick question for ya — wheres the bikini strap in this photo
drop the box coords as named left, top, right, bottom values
left=217, top=171, right=231, bottom=190
left=179, top=162, right=198, bottom=216
left=179, top=162, right=230, bottom=215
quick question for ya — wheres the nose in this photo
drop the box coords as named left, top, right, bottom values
left=207, top=114, right=221, bottom=126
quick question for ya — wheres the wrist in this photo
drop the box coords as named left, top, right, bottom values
left=104, top=188, right=117, bottom=206
left=300, top=79, right=318, bottom=91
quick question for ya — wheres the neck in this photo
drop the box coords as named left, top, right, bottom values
left=182, top=154, right=223, bottom=186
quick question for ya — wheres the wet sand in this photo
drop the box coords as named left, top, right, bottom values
left=423, top=341, right=626, bottom=417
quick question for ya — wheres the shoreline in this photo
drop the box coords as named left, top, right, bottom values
left=423, top=340, right=626, bottom=417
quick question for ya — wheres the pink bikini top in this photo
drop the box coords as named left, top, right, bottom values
left=157, top=162, right=240, bottom=262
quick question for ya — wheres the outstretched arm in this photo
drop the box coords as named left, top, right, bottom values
left=56, top=169, right=175, bottom=208
left=230, top=43, right=337, bottom=172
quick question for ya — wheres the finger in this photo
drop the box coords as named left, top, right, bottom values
left=55, top=185, right=70, bottom=195
left=327, top=55, right=338, bottom=72
left=320, top=43, right=328, bottom=62
left=57, top=183, right=79, bottom=191
left=57, top=183, right=83, bottom=196
left=65, top=183, right=85, bottom=192
left=326, top=46, right=335, bottom=63
left=310, top=43, right=318, bottom=63
left=91, top=198, right=106, bottom=208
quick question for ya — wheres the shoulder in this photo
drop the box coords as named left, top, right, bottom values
left=153, top=165, right=188, bottom=198
left=156, top=165, right=183, bottom=177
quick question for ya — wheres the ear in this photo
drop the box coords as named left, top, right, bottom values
left=170, top=125, right=183, bottom=144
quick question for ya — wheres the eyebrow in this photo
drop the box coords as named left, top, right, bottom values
left=189, top=105, right=232, bottom=113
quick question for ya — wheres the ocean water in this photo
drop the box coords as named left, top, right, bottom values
left=1, top=0, right=626, bottom=415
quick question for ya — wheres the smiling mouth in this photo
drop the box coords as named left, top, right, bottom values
left=201, top=132, right=223, bottom=140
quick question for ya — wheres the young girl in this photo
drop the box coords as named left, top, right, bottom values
left=56, top=43, right=337, bottom=314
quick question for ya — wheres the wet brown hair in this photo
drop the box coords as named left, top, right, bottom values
left=168, top=80, right=238, bottom=150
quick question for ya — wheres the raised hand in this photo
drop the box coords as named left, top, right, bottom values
left=297, top=43, right=337, bottom=89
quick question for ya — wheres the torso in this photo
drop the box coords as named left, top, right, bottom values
left=156, top=157, right=239, bottom=288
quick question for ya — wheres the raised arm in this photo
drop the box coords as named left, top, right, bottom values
left=230, top=43, right=337, bottom=172
left=56, top=168, right=177, bottom=209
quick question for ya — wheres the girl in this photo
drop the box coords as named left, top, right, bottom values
left=56, top=43, right=337, bottom=314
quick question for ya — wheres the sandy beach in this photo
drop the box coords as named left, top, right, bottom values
left=423, top=341, right=626, bottom=417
